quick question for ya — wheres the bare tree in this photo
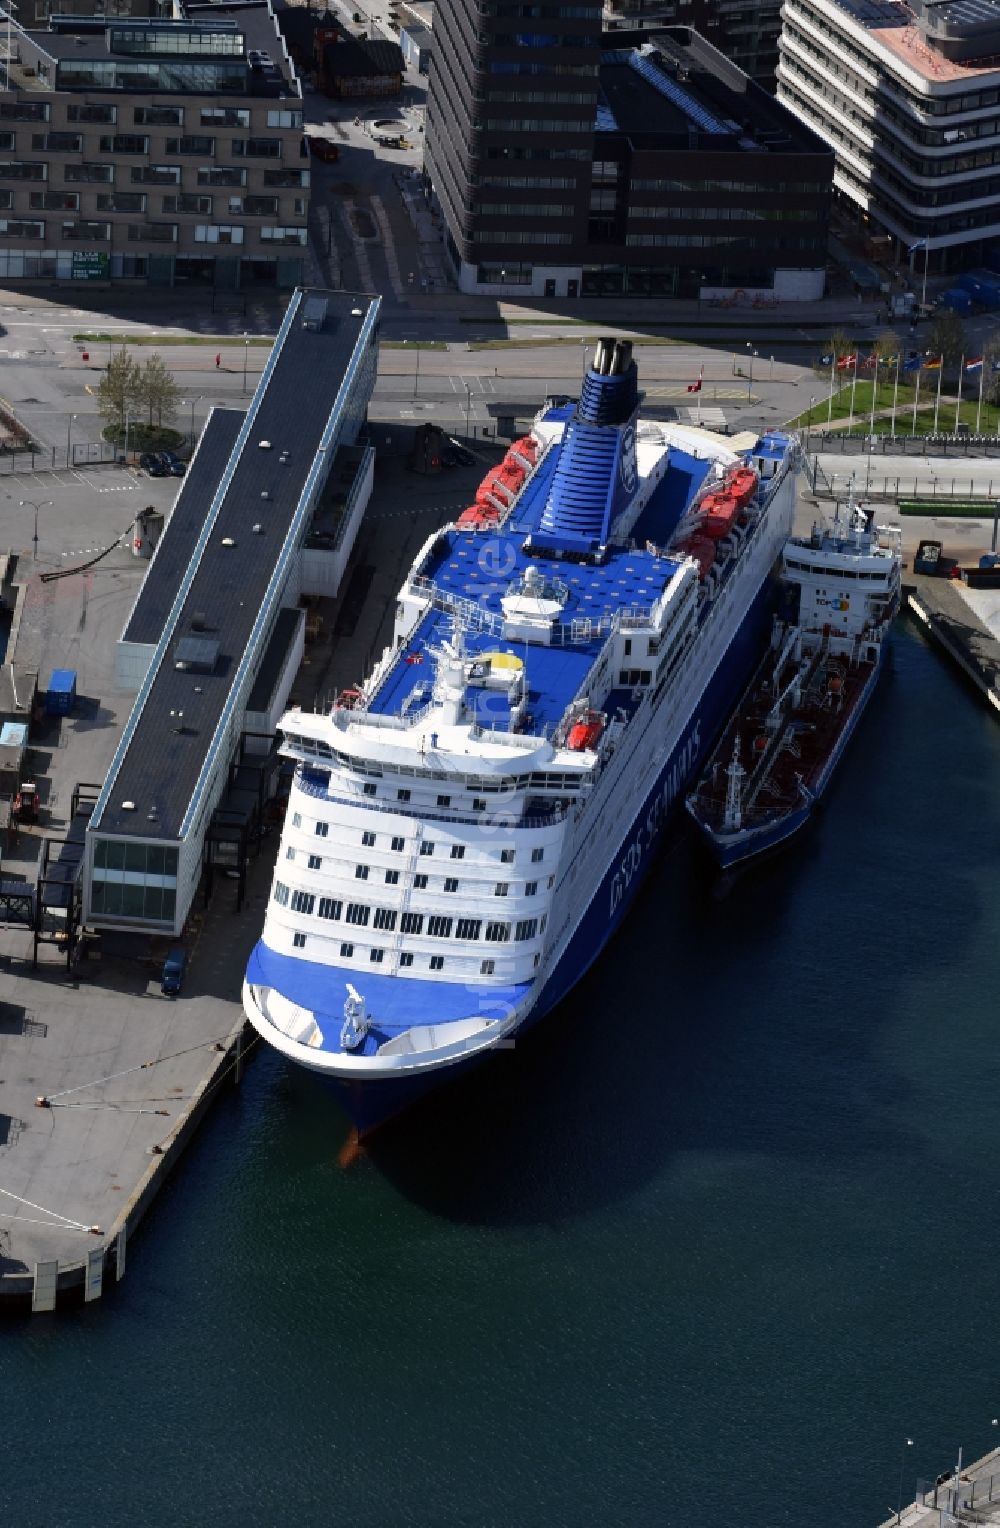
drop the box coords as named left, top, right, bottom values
left=927, top=309, right=966, bottom=367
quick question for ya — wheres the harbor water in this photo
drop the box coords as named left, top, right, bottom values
left=5, top=618, right=1000, bottom=1528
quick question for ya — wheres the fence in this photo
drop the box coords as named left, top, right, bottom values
left=0, top=440, right=119, bottom=474
left=916, top=1467, right=1000, bottom=1515
left=804, top=431, right=1000, bottom=458
left=810, top=458, right=1000, bottom=504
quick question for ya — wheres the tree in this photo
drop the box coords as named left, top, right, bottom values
left=137, top=352, right=180, bottom=428
left=927, top=308, right=965, bottom=367
left=815, top=326, right=853, bottom=380
left=873, top=328, right=902, bottom=362
left=97, top=346, right=142, bottom=434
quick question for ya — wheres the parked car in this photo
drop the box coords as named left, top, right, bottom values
left=139, top=451, right=167, bottom=476
left=160, top=946, right=188, bottom=996
left=158, top=450, right=186, bottom=476
left=308, top=137, right=339, bottom=163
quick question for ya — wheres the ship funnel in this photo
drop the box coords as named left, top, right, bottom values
left=592, top=337, right=616, bottom=375
left=611, top=340, right=633, bottom=374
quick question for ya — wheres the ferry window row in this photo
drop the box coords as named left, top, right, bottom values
left=290, top=823, right=544, bottom=864
left=283, top=849, right=552, bottom=895
left=272, top=883, right=544, bottom=942
left=300, top=942, right=538, bottom=975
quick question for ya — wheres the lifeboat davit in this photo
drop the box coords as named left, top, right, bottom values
left=701, top=493, right=740, bottom=540
left=500, top=454, right=528, bottom=488
left=509, top=436, right=538, bottom=469
left=567, top=710, right=604, bottom=751
left=726, top=467, right=758, bottom=507
left=677, top=534, right=716, bottom=578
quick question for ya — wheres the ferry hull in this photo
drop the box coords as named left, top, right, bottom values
left=284, top=570, right=781, bottom=1134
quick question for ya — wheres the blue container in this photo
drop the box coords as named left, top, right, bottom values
left=980, top=554, right=999, bottom=570
left=46, top=668, right=77, bottom=716
left=939, top=289, right=974, bottom=313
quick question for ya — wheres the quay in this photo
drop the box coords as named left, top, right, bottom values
left=878, top=1444, right=1000, bottom=1526
left=0, top=290, right=391, bottom=1310
left=906, top=575, right=1000, bottom=715
left=0, top=291, right=504, bottom=1312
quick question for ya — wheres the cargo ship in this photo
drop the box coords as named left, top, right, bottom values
left=243, top=337, right=800, bottom=1130
left=685, top=498, right=901, bottom=869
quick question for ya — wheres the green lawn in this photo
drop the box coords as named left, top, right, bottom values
left=788, top=380, right=1000, bottom=436
left=73, top=332, right=274, bottom=347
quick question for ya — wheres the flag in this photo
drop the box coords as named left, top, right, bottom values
left=922, top=356, right=942, bottom=370
left=836, top=353, right=856, bottom=370
left=861, top=353, right=878, bottom=369
left=908, top=239, right=927, bottom=254
left=992, top=360, right=1000, bottom=373
left=686, top=366, right=703, bottom=394
left=966, top=357, right=984, bottom=371
left=903, top=355, right=922, bottom=372
left=819, top=352, right=834, bottom=367
left=884, top=355, right=900, bottom=367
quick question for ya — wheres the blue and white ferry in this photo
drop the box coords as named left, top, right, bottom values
left=243, top=338, right=799, bottom=1130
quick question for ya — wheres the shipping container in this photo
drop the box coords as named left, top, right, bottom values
left=45, top=668, right=77, bottom=716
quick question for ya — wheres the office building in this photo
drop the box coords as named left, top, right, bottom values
left=778, top=0, right=1000, bottom=271
left=604, top=0, right=784, bottom=86
left=0, top=1, right=309, bottom=288
left=426, top=19, right=832, bottom=298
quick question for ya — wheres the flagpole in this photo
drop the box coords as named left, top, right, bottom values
left=850, top=353, right=858, bottom=422
left=869, top=356, right=878, bottom=440
left=697, top=365, right=703, bottom=425
left=921, top=240, right=931, bottom=312
left=977, top=364, right=984, bottom=435
left=892, top=354, right=900, bottom=439
left=954, top=356, right=964, bottom=433
left=933, top=361, right=943, bottom=432
left=912, top=368, right=921, bottom=437
left=827, top=353, right=836, bottom=429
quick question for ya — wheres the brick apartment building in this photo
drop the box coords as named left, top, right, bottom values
left=0, top=1, right=309, bottom=288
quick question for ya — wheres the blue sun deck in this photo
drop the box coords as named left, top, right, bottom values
left=248, top=940, right=532, bottom=1057
left=367, top=606, right=601, bottom=733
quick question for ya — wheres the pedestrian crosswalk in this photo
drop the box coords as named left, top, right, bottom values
left=686, top=406, right=727, bottom=428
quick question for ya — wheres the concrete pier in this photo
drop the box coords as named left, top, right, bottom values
left=906, top=574, right=1000, bottom=716
left=878, top=1444, right=1000, bottom=1526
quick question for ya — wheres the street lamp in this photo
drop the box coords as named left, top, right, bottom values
left=124, top=409, right=132, bottom=462
left=66, top=412, right=76, bottom=468
left=242, top=331, right=249, bottom=394
left=746, top=344, right=758, bottom=402
left=19, top=498, right=51, bottom=558
left=464, top=381, right=472, bottom=439
left=806, top=395, right=816, bottom=451
left=896, top=1438, right=914, bottom=1523
left=189, top=394, right=203, bottom=449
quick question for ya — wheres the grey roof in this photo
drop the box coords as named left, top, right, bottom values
left=246, top=604, right=303, bottom=715
left=94, top=288, right=379, bottom=843
left=124, top=408, right=244, bottom=648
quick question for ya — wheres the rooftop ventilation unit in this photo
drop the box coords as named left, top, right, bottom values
left=302, top=295, right=328, bottom=331
left=122, top=800, right=135, bottom=811
left=222, top=536, right=236, bottom=546
left=259, top=439, right=272, bottom=450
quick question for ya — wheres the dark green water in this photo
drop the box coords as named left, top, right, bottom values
left=5, top=621, right=1000, bottom=1528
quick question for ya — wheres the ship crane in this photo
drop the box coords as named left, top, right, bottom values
left=723, top=739, right=746, bottom=832
left=767, top=654, right=811, bottom=732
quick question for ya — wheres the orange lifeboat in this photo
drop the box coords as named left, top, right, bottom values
left=701, top=493, right=740, bottom=540
left=511, top=435, right=538, bottom=465
left=500, top=453, right=529, bottom=485
left=726, top=467, right=758, bottom=507
left=677, top=535, right=716, bottom=578
left=567, top=711, right=604, bottom=751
